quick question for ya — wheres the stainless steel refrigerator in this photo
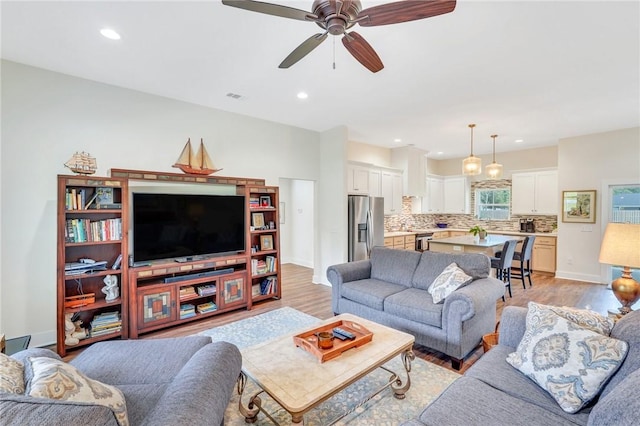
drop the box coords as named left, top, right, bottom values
left=348, top=195, right=384, bottom=261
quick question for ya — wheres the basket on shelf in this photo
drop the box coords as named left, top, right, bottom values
left=482, top=321, right=500, bottom=353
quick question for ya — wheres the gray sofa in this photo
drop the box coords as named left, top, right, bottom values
left=327, top=247, right=505, bottom=369
left=402, top=306, right=640, bottom=426
left=0, top=336, right=242, bottom=426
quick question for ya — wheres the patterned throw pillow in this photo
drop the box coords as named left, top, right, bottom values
left=542, top=303, right=614, bottom=335
left=427, top=262, right=472, bottom=304
left=27, top=357, right=129, bottom=426
left=506, top=303, right=628, bottom=413
left=0, top=352, right=25, bottom=394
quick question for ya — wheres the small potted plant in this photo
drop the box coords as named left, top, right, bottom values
left=469, top=225, right=488, bottom=240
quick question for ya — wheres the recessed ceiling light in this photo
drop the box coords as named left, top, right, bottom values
left=100, top=28, right=121, bottom=40
left=393, top=138, right=402, bottom=143
left=437, top=151, right=444, bottom=155
left=297, top=92, right=308, bottom=100
left=515, top=139, right=524, bottom=143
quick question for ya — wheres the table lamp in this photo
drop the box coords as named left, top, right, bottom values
left=599, top=223, right=640, bottom=315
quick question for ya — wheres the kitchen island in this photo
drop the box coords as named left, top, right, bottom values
left=428, top=234, right=523, bottom=257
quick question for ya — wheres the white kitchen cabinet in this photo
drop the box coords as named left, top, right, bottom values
left=347, top=164, right=370, bottom=194
left=512, top=170, right=558, bottom=215
left=368, top=168, right=381, bottom=196
left=443, top=176, right=471, bottom=214
left=422, top=176, right=444, bottom=213
left=381, top=170, right=403, bottom=215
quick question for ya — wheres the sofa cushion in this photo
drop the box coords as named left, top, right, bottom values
left=541, top=304, right=614, bottom=335
left=0, top=353, right=24, bottom=394
left=427, top=262, right=472, bottom=304
left=600, top=309, right=640, bottom=399
left=587, top=365, right=640, bottom=426
left=384, top=288, right=443, bottom=328
left=466, top=345, right=593, bottom=424
left=370, top=247, right=421, bottom=287
left=506, top=304, right=627, bottom=413
left=415, top=376, right=584, bottom=426
left=412, top=251, right=490, bottom=291
left=27, top=356, right=129, bottom=426
left=340, top=278, right=406, bottom=311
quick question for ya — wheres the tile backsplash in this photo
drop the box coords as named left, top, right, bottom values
left=385, top=196, right=557, bottom=233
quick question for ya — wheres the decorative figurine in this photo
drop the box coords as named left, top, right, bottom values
left=102, top=274, right=119, bottom=302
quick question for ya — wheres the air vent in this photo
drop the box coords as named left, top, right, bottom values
left=226, top=92, right=243, bottom=100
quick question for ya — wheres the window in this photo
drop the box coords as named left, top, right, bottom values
left=476, top=188, right=510, bottom=220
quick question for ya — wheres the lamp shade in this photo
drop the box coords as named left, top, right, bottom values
left=599, top=223, right=640, bottom=268
left=462, top=156, right=482, bottom=175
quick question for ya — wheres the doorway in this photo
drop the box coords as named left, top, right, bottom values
left=278, top=178, right=315, bottom=268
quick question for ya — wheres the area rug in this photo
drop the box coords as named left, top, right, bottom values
left=199, top=307, right=460, bottom=425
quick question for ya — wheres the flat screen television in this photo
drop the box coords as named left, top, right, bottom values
left=132, top=193, right=245, bottom=263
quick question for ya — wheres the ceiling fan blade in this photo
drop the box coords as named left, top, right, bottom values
left=279, top=33, right=328, bottom=69
left=221, top=0, right=318, bottom=21
left=358, top=0, right=456, bottom=27
left=342, top=32, right=384, bottom=73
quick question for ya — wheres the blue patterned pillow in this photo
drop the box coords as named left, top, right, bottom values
left=506, top=303, right=628, bottom=413
left=427, top=262, right=472, bottom=304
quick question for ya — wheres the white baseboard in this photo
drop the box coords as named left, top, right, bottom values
left=555, top=270, right=604, bottom=284
left=289, top=257, right=313, bottom=268
left=312, top=274, right=330, bottom=286
left=29, top=330, right=56, bottom=349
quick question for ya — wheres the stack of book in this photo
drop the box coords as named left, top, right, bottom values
left=65, top=218, right=122, bottom=243
left=196, top=301, right=217, bottom=314
left=180, top=304, right=196, bottom=319
left=196, top=284, right=216, bottom=296
left=90, top=311, right=122, bottom=337
left=249, top=197, right=260, bottom=208
left=251, top=256, right=277, bottom=276
left=179, top=286, right=196, bottom=299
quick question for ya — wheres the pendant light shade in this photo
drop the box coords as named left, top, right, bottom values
left=462, top=124, right=482, bottom=175
left=486, top=134, right=503, bottom=179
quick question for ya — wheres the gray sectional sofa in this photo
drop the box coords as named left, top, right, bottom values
left=401, top=306, right=640, bottom=426
left=327, top=247, right=505, bottom=369
left=1, top=336, right=241, bottom=426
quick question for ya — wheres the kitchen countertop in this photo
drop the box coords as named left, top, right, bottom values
left=384, top=228, right=557, bottom=238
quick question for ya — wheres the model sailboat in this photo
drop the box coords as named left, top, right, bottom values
left=172, top=138, right=222, bottom=175
left=64, top=152, right=97, bottom=175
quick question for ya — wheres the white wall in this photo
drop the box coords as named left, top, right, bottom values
left=556, top=127, right=640, bottom=282
left=0, top=60, right=337, bottom=346
left=278, top=178, right=314, bottom=268
left=347, top=140, right=391, bottom=167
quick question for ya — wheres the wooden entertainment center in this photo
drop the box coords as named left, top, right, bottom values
left=56, top=170, right=281, bottom=356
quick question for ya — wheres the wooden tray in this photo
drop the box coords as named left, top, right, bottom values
left=64, top=293, right=96, bottom=309
left=293, top=319, right=373, bottom=363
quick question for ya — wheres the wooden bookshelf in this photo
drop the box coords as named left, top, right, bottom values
left=246, top=185, right=282, bottom=306
left=56, top=175, right=128, bottom=357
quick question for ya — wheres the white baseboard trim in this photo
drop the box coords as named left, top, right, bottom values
left=312, top=274, right=330, bottom=286
left=29, top=330, right=56, bottom=350
left=555, top=270, right=604, bottom=284
left=289, top=258, right=313, bottom=268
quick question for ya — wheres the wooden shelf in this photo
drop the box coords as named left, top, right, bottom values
left=57, top=175, right=129, bottom=357
left=64, top=298, right=122, bottom=314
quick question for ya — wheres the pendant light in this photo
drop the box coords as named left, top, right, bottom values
left=486, top=134, right=503, bottom=179
left=462, top=124, right=482, bottom=175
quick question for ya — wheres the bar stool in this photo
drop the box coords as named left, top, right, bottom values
left=511, top=236, right=536, bottom=288
left=491, top=239, right=518, bottom=300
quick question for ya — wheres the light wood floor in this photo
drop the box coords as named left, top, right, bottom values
left=64, top=263, right=619, bottom=373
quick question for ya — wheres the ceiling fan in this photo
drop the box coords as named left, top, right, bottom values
left=221, top=0, right=457, bottom=73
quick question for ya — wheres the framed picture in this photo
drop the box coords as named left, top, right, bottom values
left=260, top=235, right=274, bottom=251
left=252, top=212, right=265, bottom=228
left=259, top=196, right=272, bottom=207
left=562, top=190, right=596, bottom=223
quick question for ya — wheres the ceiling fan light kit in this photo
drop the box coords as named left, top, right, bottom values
left=221, top=0, right=457, bottom=72
left=462, top=123, right=482, bottom=176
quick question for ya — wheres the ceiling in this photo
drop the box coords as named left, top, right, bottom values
left=2, top=1, right=639, bottom=159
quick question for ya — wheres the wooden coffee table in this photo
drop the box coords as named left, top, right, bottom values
left=237, top=313, right=415, bottom=424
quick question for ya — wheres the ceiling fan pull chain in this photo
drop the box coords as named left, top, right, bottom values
left=333, top=36, right=336, bottom=70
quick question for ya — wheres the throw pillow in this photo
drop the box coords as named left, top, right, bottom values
left=506, top=304, right=628, bottom=413
left=427, top=262, right=472, bottom=304
left=542, top=303, right=614, bottom=335
left=27, top=356, right=129, bottom=426
left=0, top=352, right=25, bottom=394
